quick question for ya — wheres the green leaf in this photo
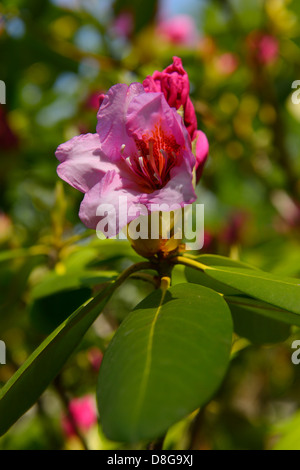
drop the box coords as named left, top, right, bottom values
left=226, top=296, right=291, bottom=344
left=97, top=283, right=233, bottom=443
left=31, top=270, right=117, bottom=299
left=184, top=255, right=258, bottom=296
left=225, top=295, right=300, bottom=327
left=203, top=266, right=300, bottom=319
left=29, top=287, right=92, bottom=334
left=0, top=284, right=113, bottom=436
left=195, top=255, right=260, bottom=270
left=0, top=248, right=46, bottom=263
left=185, top=266, right=241, bottom=296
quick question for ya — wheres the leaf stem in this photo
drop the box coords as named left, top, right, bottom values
left=129, top=272, right=160, bottom=288
left=170, top=256, right=208, bottom=272
left=113, top=261, right=157, bottom=290
left=160, top=276, right=171, bottom=291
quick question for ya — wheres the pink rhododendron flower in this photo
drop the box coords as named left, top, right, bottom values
left=157, top=15, right=198, bottom=47
left=247, top=32, right=279, bottom=65
left=215, top=53, right=239, bottom=76
left=258, top=35, right=278, bottom=64
left=56, top=80, right=197, bottom=236
left=61, top=395, right=97, bottom=438
left=143, top=57, right=209, bottom=181
left=112, top=11, right=134, bottom=38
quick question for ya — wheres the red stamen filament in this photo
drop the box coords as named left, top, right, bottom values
left=121, top=127, right=181, bottom=190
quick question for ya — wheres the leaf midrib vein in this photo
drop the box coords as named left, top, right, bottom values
left=132, top=288, right=167, bottom=431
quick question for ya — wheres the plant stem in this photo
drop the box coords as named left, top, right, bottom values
left=170, top=256, right=208, bottom=272
left=129, top=272, right=160, bottom=288
left=53, top=377, right=89, bottom=450
left=160, top=276, right=171, bottom=291
left=113, top=261, right=157, bottom=288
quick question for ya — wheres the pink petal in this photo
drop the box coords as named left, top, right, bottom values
left=79, top=170, right=140, bottom=235
left=140, top=153, right=197, bottom=208
left=56, top=133, right=116, bottom=193
left=96, top=82, right=144, bottom=161
left=126, top=91, right=189, bottom=148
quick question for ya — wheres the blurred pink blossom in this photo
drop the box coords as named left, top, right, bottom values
left=203, top=230, right=214, bottom=252
left=221, top=211, right=249, bottom=246
left=87, top=347, right=103, bottom=371
left=247, top=32, right=279, bottom=65
left=112, top=11, right=134, bottom=38
left=157, top=15, right=199, bottom=47
left=62, top=395, right=97, bottom=438
left=215, top=53, right=239, bottom=76
left=0, top=212, right=12, bottom=242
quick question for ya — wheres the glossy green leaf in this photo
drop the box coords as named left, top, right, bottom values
left=226, top=296, right=291, bottom=344
left=0, top=284, right=113, bottom=436
left=31, top=270, right=117, bottom=299
left=184, top=255, right=259, bottom=296
left=225, top=295, right=300, bottom=327
left=204, top=266, right=300, bottom=318
left=97, top=283, right=233, bottom=443
left=195, top=255, right=260, bottom=270
left=185, top=266, right=241, bottom=296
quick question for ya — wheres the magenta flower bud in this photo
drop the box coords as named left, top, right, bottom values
left=193, top=130, right=209, bottom=182
left=143, top=57, right=208, bottom=183
left=143, top=56, right=197, bottom=139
